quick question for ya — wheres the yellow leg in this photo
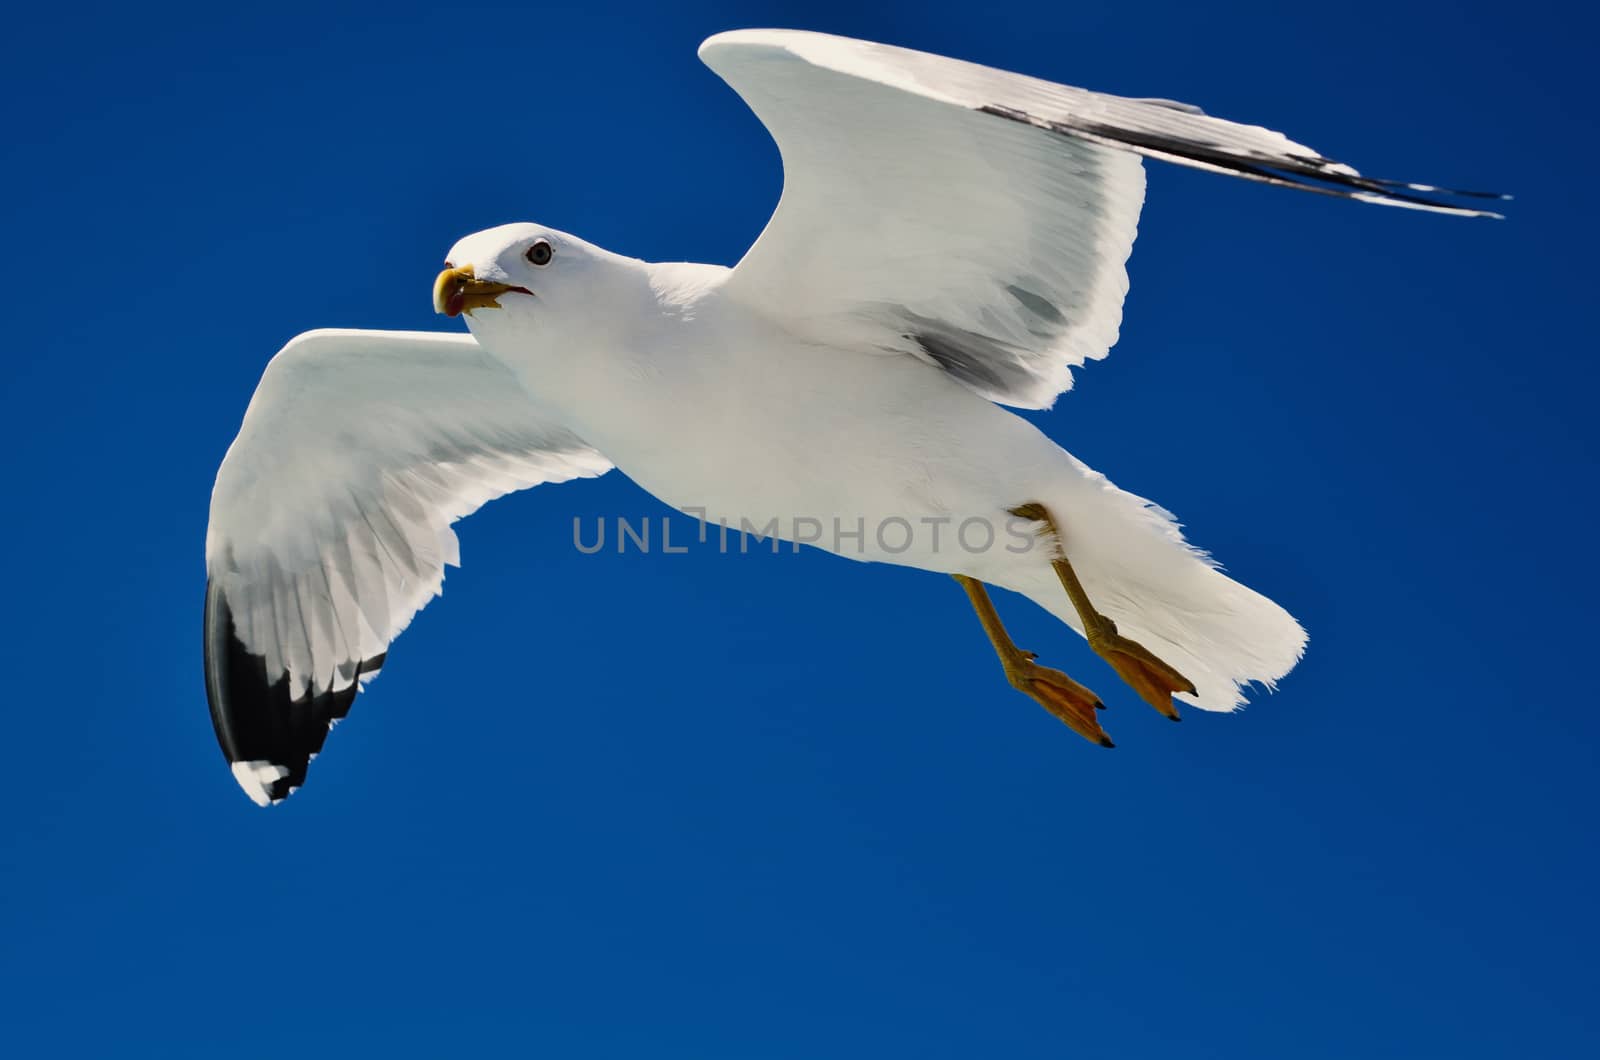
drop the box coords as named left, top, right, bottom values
left=953, top=574, right=1113, bottom=747
left=1011, top=502, right=1197, bottom=720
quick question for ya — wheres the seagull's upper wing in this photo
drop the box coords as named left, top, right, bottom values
left=204, top=328, right=612, bottom=805
left=700, top=29, right=1501, bottom=409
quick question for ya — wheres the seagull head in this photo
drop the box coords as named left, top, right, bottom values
left=433, top=222, right=612, bottom=322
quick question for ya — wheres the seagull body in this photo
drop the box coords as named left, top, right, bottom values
left=205, top=30, right=1499, bottom=805
left=443, top=233, right=1286, bottom=684
left=464, top=247, right=1064, bottom=576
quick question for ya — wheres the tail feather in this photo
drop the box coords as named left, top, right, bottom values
left=1000, top=461, right=1306, bottom=711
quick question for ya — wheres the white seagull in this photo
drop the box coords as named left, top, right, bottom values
left=204, top=29, right=1501, bottom=806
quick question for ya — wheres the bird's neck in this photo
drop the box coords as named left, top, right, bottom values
left=490, top=257, right=730, bottom=444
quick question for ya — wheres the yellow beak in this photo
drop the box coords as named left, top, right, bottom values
left=432, top=265, right=530, bottom=317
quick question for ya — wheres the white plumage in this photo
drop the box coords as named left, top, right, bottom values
left=209, top=330, right=611, bottom=702
left=205, top=29, right=1497, bottom=805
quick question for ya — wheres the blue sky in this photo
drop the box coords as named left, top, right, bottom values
left=2, top=1, right=1594, bottom=1056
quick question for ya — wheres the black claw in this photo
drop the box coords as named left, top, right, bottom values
left=1093, top=700, right=1106, bottom=711
left=1168, top=713, right=1182, bottom=722
left=1099, top=736, right=1116, bottom=748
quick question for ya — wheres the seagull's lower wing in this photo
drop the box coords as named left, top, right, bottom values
left=204, top=329, right=612, bottom=805
left=699, top=29, right=1503, bottom=410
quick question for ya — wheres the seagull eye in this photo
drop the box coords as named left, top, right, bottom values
left=525, top=240, right=553, bottom=267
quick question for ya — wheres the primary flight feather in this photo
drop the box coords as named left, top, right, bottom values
left=204, top=29, right=1500, bottom=805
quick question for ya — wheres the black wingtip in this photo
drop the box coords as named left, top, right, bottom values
left=203, top=580, right=380, bottom=806
left=976, top=103, right=1508, bottom=219
left=1323, top=165, right=1511, bottom=201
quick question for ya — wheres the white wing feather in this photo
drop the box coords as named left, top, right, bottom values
left=700, top=29, right=1501, bottom=409
left=206, top=328, right=611, bottom=704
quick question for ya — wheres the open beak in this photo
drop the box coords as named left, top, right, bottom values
left=432, top=264, right=532, bottom=317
